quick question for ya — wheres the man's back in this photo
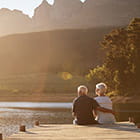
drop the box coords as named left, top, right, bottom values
left=72, top=95, right=99, bottom=125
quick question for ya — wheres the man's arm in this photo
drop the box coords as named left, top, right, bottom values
left=72, top=112, right=76, bottom=118
left=72, top=99, right=77, bottom=118
left=96, top=106, right=115, bottom=115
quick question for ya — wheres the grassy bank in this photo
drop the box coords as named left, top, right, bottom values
left=0, top=72, right=89, bottom=102
left=0, top=72, right=139, bottom=103
left=0, top=93, right=76, bottom=102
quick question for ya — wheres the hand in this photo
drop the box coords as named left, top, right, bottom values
left=111, top=111, right=116, bottom=116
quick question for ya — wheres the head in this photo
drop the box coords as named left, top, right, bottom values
left=95, top=82, right=107, bottom=96
left=77, top=85, right=88, bottom=96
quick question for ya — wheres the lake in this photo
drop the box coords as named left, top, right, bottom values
left=0, top=102, right=139, bottom=138
left=0, top=102, right=73, bottom=138
left=0, top=102, right=72, bottom=109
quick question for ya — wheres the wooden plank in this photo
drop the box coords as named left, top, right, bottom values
left=6, top=122, right=140, bottom=140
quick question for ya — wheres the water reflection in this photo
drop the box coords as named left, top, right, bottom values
left=0, top=102, right=73, bottom=138
left=0, top=102, right=72, bottom=108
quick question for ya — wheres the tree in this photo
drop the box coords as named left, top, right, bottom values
left=87, top=18, right=140, bottom=96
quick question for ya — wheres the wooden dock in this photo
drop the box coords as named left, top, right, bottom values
left=6, top=122, right=140, bottom=140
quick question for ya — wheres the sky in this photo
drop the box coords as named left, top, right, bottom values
left=0, top=0, right=86, bottom=17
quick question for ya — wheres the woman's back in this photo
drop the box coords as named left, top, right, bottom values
left=94, top=96, right=116, bottom=124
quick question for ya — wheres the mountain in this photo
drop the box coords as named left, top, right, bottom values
left=33, top=0, right=140, bottom=30
left=0, top=27, right=115, bottom=75
left=32, top=0, right=83, bottom=30
left=81, top=0, right=140, bottom=26
left=51, top=0, right=83, bottom=28
left=0, top=8, right=32, bottom=36
left=0, top=0, right=140, bottom=36
left=32, top=0, right=53, bottom=29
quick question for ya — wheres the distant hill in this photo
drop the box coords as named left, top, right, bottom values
left=0, top=0, right=140, bottom=36
left=34, top=0, right=140, bottom=29
left=0, top=8, right=33, bottom=36
left=0, top=27, right=116, bottom=75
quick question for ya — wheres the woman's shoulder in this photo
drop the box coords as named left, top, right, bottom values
left=94, top=96, right=111, bottom=101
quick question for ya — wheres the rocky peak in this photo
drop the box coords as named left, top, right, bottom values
left=0, top=8, right=12, bottom=15
left=33, top=0, right=52, bottom=14
left=53, top=0, right=83, bottom=11
left=52, top=0, right=83, bottom=21
left=32, top=0, right=53, bottom=28
left=39, top=0, right=51, bottom=8
left=54, top=0, right=82, bottom=6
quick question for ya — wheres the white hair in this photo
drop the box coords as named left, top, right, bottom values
left=77, top=85, right=88, bottom=95
left=96, top=83, right=107, bottom=94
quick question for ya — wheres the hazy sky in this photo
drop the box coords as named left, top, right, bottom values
left=0, top=0, right=86, bottom=17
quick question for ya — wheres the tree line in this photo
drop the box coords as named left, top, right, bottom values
left=86, top=18, right=140, bottom=96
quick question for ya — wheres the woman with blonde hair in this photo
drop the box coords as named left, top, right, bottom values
left=94, top=83, right=116, bottom=124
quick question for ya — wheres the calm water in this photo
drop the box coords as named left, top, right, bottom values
left=0, top=102, right=73, bottom=138
left=0, top=102, right=139, bottom=138
left=0, top=102, right=72, bottom=109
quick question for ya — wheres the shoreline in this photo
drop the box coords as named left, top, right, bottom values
left=0, top=94, right=75, bottom=102
left=3, top=107, right=71, bottom=111
left=0, top=94, right=139, bottom=103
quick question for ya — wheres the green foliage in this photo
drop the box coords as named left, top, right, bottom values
left=86, top=65, right=112, bottom=90
left=106, top=91, right=119, bottom=97
left=0, top=72, right=87, bottom=95
left=87, top=18, right=140, bottom=96
left=0, top=27, right=115, bottom=76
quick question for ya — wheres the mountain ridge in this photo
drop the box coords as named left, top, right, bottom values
left=0, top=26, right=117, bottom=75
left=0, top=0, right=139, bottom=36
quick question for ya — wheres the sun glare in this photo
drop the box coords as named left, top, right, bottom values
left=61, top=72, right=73, bottom=80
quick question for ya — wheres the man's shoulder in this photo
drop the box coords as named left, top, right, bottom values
left=73, top=97, right=79, bottom=103
left=86, top=96, right=98, bottom=103
left=82, top=95, right=95, bottom=101
left=73, top=95, right=96, bottom=102
left=86, top=95, right=96, bottom=100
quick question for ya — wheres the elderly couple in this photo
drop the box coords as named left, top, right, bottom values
left=72, top=83, right=116, bottom=125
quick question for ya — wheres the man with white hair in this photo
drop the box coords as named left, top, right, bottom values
left=72, top=85, right=115, bottom=125
left=94, top=83, right=116, bottom=124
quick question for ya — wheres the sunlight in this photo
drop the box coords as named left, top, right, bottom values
left=61, top=72, right=73, bottom=80
left=80, top=0, right=86, bottom=3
